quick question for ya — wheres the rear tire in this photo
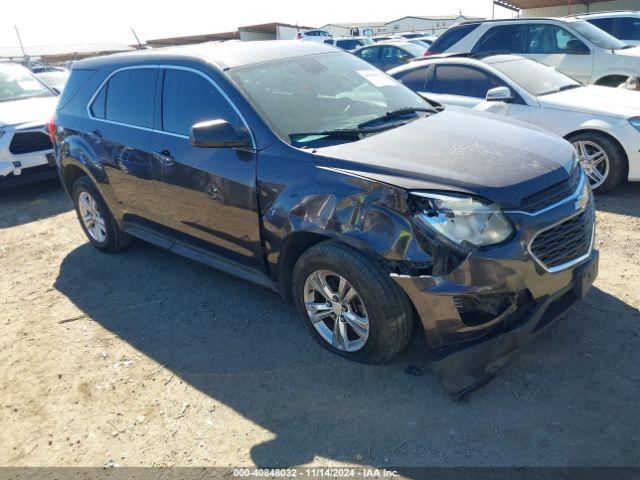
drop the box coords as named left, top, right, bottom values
left=72, top=176, right=131, bottom=252
left=292, top=241, right=413, bottom=364
left=568, top=132, right=627, bottom=194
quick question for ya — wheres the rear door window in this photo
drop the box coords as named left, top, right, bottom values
left=355, top=47, right=380, bottom=64
left=161, top=69, right=238, bottom=137
left=91, top=68, right=157, bottom=128
left=474, top=24, right=525, bottom=53
left=432, top=64, right=505, bottom=98
left=395, top=66, right=430, bottom=91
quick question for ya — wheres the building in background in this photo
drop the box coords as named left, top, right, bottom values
left=385, top=15, right=485, bottom=35
left=238, top=22, right=314, bottom=41
left=147, top=31, right=239, bottom=47
left=318, top=22, right=388, bottom=37
left=495, top=0, right=640, bottom=17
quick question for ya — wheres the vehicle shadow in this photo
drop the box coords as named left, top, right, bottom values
left=595, top=181, right=640, bottom=216
left=54, top=242, right=640, bottom=468
left=0, top=179, right=71, bottom=229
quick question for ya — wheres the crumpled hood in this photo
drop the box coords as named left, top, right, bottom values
left=539, top=85, right=640, bottom=119
left=0, top=96, right=58, bottom=129
left=312, top=108, right=576, bottom=208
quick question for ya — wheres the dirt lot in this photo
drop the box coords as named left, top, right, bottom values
left=1, top=178, right=639, bottom=468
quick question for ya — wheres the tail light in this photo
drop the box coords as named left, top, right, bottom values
left=47, top=117, right=56, bottom=141
left=423, top=51, right=436, bottom=57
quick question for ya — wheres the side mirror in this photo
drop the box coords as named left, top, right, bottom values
left=566, top=39, right=589, bottom=55
left=623, top=76, right=640, bottom=91
left=486, top=86, right=514, bottom=103
left=189, top=119, right=251, bottom=149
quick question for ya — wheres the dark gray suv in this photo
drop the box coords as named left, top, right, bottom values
left=51, top=41, right=598, bottom=398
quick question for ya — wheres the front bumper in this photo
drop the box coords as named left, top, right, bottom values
left=392, top=186, right=598, bottom=398
left=1, top=124, right=55, bottom=189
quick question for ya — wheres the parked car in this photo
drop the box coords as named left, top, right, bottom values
left=36, top=70, right=70, bottom=93
left=398, top=32, right=432, bottom=39
left=390, top=53, right=640, bottom=192
left=427, top=18, right=640, bottom=86
left=573, top=11, right=640, bottom=46
left=0, top=63, right=58, bottom=188
left=296, top=29, right=332, bottom=42
left=409, top=37, right=435, bottom=49
left=353, top=41, right=428, bottom=70
left=371, top=35, right=401, bottom=43
left=323, top=36, right=374, bottom=51
left=52, top=41, right=598, bottom=397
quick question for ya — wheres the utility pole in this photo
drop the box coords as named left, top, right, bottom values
left=492, top=0, right=495, bottom=19
left=14, top=25, right=30, bottom=70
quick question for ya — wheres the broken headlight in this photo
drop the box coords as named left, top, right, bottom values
left=411, top=192, right=513, bottom=248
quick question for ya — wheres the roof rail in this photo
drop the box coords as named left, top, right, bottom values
left=566, top=10, right=637, bottom=18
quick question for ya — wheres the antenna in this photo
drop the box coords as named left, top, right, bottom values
left=131, top=27, right=143, bottom=49
left=14, top=25, right=30, bottom=69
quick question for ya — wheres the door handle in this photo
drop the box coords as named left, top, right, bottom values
left=88, top=129, right=102, bottom=143
left=156, top=148, right=175, bottom=166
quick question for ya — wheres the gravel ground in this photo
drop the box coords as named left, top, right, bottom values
left=0, top=178, right=639, bottom=468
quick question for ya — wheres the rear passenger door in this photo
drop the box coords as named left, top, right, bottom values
left=86, top=67, right=162, bottom=224
left=148, top=67, right=262, bottom=271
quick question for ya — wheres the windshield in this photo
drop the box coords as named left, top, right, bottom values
left=571, top=20, right=629, bottom=50
left=228, top=52, right=429, bottom=145
left=490, top=58, right=581, bottom=96
left=0, top=64, right=54, bottom=102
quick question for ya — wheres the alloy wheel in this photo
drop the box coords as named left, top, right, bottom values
left=78, top=191, right=107, bottom=243
left=573, top=140, right=610, bottom=190
left=303, top=270, right=370, bottom=352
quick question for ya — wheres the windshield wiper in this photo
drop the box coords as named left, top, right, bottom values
left=357, top=107, right=435, bottom=129
left=289, top=123, right=403, bottom=141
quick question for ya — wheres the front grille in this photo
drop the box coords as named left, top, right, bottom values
left=9, top=131, right=52, bottom=155
left=530, top=204, right=594, bottom=270
left=519, top=167, right=581, bottom=213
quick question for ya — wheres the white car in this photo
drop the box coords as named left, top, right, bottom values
left=296, top=30, right=332, bottom=42
left=0, top=63, right=58, bottom=188
left=427, top=18, right=640, bottom=87
left=389, top=54, right=640, bottom=192
left=323, top=36, right=374, bottom=52
left=573, top=11, right=640, bottom=46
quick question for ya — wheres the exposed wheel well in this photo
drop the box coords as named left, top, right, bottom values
left=278, top=232, right=332, bottom=302
left=595, top=75, right=629, bottom=87
left=564, top=129, right=629, bottom=176
left=61, top=164, right=87, bottom=195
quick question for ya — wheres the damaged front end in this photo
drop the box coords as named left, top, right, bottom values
left=394, top=171, right=598, bottom=399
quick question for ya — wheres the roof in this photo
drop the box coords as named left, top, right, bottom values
left=75, top=40, right=336, bottom=71
left=495, top=0, right=601, bottom=8
left=0, top=42, right=134, bottom=59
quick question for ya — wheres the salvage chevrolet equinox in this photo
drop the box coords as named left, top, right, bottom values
left=51, top=41, right=598, bottom=398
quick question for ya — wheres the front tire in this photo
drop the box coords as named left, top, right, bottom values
left=569, top=132, right=627, bottom=193
left=292, top=241, right=413, bottom=364
left=72, top=176, right=131, bottom=252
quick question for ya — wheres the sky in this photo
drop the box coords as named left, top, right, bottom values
left=0, top=0, right=516, bottom=47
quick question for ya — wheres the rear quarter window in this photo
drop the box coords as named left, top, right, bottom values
left=56, top=69, right=96, bottom=111
left=429, top=23, right=481, bottom=53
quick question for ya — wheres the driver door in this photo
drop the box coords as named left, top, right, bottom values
left=148, top=67, right=262, bottom=272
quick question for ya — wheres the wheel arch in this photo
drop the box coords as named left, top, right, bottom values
left=564, top=128, right=630, bottom=185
